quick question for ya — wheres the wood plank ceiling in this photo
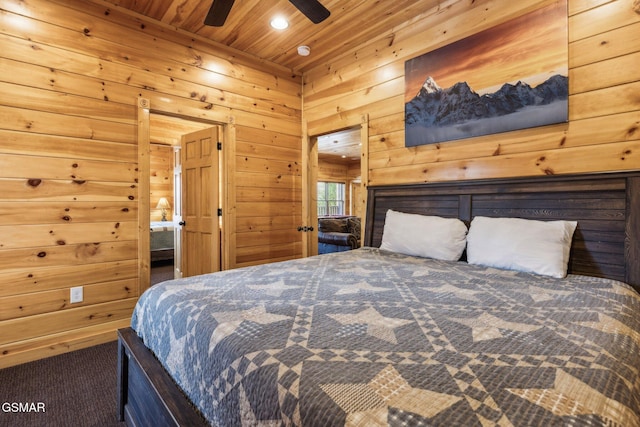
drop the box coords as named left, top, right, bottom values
left=98, top=0, right=444, bottom=74
left=317, top=127, right=362, bottom=163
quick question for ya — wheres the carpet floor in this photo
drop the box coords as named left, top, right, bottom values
left=0, top=262, right=174, bottom=427
left=151, top=260, right=175, bottom=285
left=0, top=341, right=125, bottom=427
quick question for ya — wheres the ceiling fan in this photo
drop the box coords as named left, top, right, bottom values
left=204, top=0, right=330, bottom=27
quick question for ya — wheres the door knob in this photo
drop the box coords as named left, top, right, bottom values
left=179, top=221, right=186, bottom=226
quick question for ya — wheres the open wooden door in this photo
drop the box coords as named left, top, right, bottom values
left=181, top=127, right=221, bottom=277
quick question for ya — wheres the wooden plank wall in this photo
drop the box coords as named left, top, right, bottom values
left=318, top=159, right=349, bottom=182
left=304, top=0, right=640, bottom=186
left=150, top=144, right=173, bottom=222
left=0, top=0, right=301, bottom=367
left=235, top=127, right=303, bottom=267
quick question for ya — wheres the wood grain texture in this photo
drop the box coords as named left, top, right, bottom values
left=0, top=319, right=130, bottom=369
left=150, top=144, right=173, bottom=222
left=1, top=0, right=638, bottom=368
left=0, top=0, right=301, bottom=367
left=96, top=0, right=448, bottom=74
left=304, top=0, right=640, bottom=187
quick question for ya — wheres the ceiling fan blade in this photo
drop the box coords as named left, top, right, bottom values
left=289, top=0, right=330, bottom=24
left=204, top=0, right=235, bottom=26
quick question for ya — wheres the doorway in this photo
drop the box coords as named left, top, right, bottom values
left=138, top=97, right=233, bottom=293
left=149, top=142, right=176, bottom=285
left=149, top=127, right=222, bottom=283
left=303, top=115, right=369, bottom=257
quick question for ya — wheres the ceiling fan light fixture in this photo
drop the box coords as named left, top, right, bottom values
left=270, top=16, right=289, bottom=30
left=297, top=45, right=311, bottom=56
left=205, top=0, right=329, bottom=27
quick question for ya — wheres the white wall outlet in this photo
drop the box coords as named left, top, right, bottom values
left=70, top=286, right=83, bottom=304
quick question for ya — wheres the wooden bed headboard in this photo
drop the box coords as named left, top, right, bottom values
left=364, top=172, right=640, bottom=293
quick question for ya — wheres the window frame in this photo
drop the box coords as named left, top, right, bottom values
left=317, top=181, right=346, bottom=216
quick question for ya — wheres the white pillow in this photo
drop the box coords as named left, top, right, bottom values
left=466, top=216, right=577, bottom=278
left=379, top=210, right=468, bottom=261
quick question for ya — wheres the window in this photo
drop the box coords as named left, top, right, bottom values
left=317, top=182, right=345, bottom=216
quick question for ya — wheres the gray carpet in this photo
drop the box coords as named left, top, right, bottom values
left=0, top=262, right=173, bottom=427
left=0, top=341, right=125, bottom=427
left=151, top=260, right=175, bottom=285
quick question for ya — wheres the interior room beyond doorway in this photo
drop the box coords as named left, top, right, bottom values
left=148, top=113, right=218, bottom=284
left=316, top=126, right=363, bottom=254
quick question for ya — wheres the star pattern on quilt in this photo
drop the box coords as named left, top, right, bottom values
left=410, top=266, right=458, bottom=277
left=238, top=383, right=281, bottom=427
left=524, top=285, right=573, bottom=302
left=247, top=279, right=301, bottom=297
left=321, top=365, right=461, bottom=426
left=209, top=306, right=292, bottom=354
left=607, top=282, right=639, bottom=298
left=155, top=281, right=209, bottom=308
left=131, top=248, right=640, bottom=427
left=327, top=307, right=413, bottom=344
left=575, top=313, right=640, bottom=347
left=426, top=283, right=482, bottom=302
left=165, top=325, right=187, bottom=379
left=334, top=266, right=377, bottom=276
left=266, top=266, right=311, bottom=275
left=507, top=369, right=640, bottom=426
left=448, top=312, right=542, bottom=342
left=333, top=281, right=391, bottom=295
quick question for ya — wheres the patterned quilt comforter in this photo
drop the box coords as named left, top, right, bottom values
left=131, top=248, right=640, bottom=426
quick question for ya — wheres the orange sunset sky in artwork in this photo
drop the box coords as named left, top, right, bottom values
left=405, top=0, right=568, bottom=101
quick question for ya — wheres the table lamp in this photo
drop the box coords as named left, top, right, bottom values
left=156, top=197, right=171, bottom=221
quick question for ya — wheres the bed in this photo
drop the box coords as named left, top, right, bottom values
left=150, top=221, right=174, bottom=262
left=118, top=171, right=640, bottom=427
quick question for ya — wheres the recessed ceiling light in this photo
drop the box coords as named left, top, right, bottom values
left=270, top=16, right=289, bottom=29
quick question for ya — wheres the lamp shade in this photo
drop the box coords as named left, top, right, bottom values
left=156, top=197, right=171, bottom=209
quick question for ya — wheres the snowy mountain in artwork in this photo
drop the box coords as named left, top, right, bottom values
left=405, top=75, right=568, bottom=146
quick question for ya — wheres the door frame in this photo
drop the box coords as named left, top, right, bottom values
left=173, top=146, right=183, bottom=279
left=137, top=97, right=235, bottom=294
left=302, top=114, right=369, bottom=257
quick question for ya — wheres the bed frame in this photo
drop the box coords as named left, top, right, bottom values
left=118, top=171, right=640, bottom=426
left=364, top=171, right=640, bottom=292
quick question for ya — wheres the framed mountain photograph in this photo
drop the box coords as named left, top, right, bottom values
left=404, top=0, right=568, bottom=147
